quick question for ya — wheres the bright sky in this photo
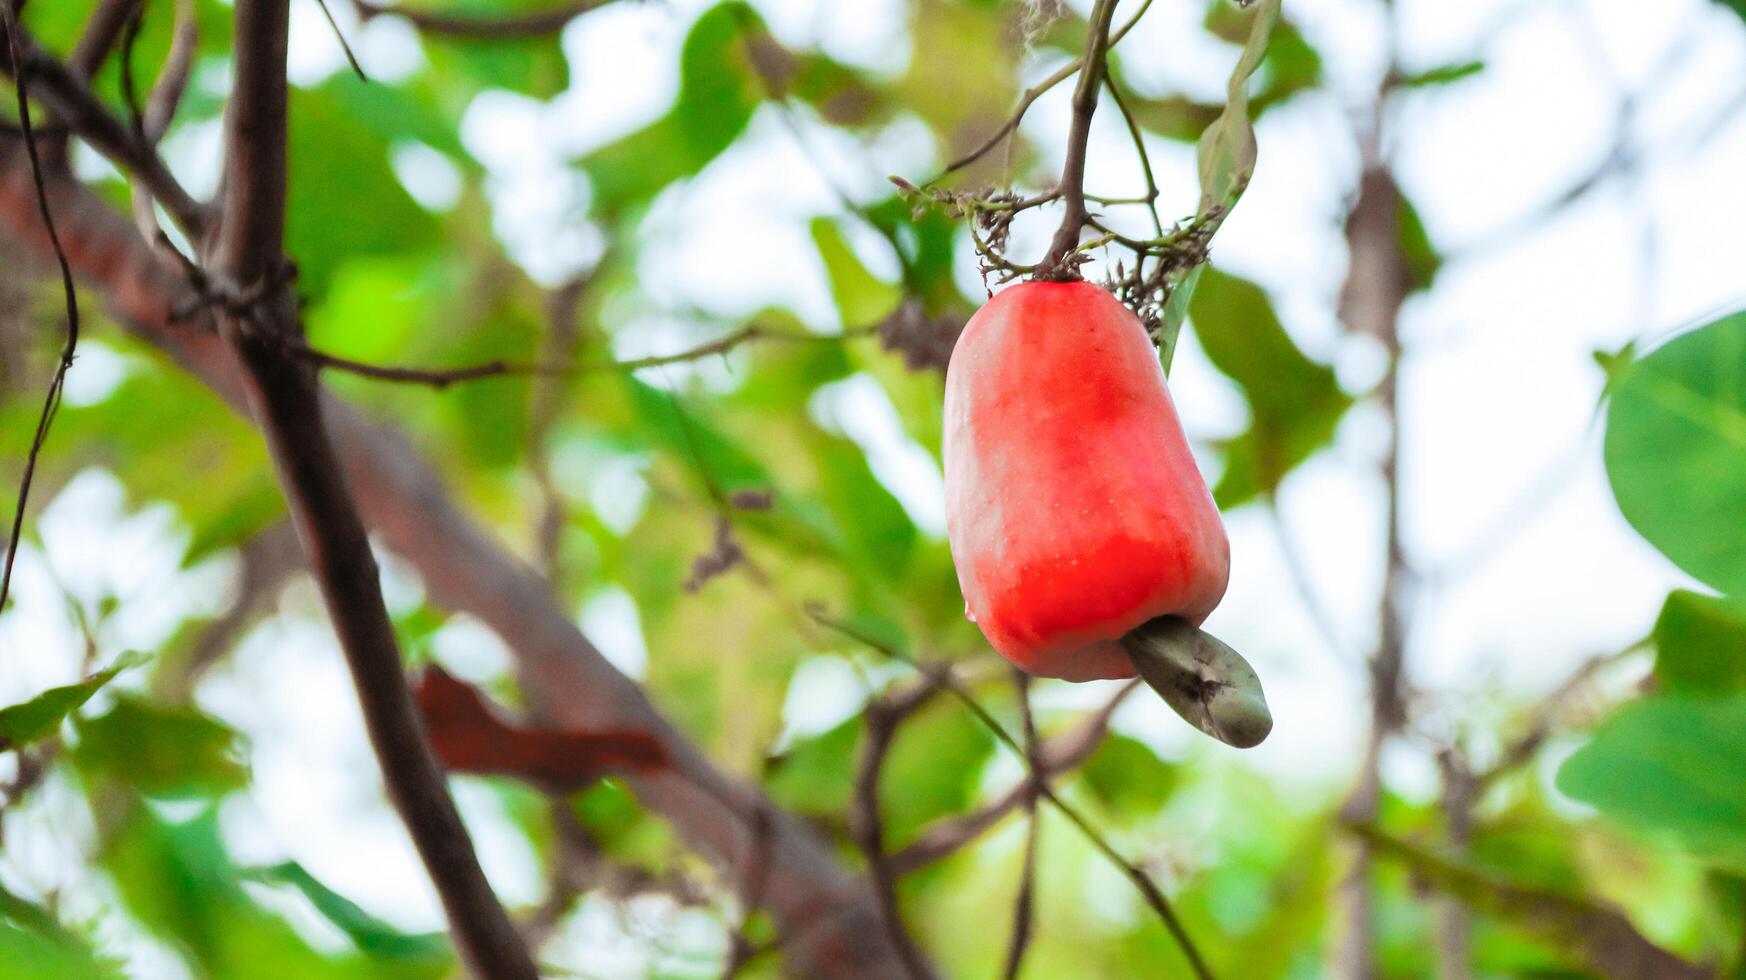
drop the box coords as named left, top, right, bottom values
left=3, top=0, right=1744, bottom=975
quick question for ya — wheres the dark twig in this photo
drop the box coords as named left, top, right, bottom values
left=0, top=1, right=81, bottom=618
left=890, top=680, right=1138, bottom=875
left=812, top=608, right=1215, bottom=980
left=852, top=689, right=945, bottom=980
left=282, top=322, right=878, bottom=389
left=205, top=2, right=534, bottom=975
left=1000, top=672, right=1041, bottom=980
left=69, top=0, right=145, bottom=81
left=929, top=0, right=1155, bottom=183
left=352, top=0, right=617, bottom=38
left=314, top=0, right=368, bottom=81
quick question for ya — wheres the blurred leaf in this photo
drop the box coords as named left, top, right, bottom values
left=1557, top=695, right=1746, bottom=871
left=0, top=651, right=144, bottom=750
left=1190, top=268, right=1352, bottom=507
left=1397, top=192, right=1442, bottom=294
left=1655, top=590, right=1746, bottom=696
left=766, top=714, right=862, bottom=815
left=1398, top=60, right=1486, bottom=89
left=0, top=922, right=120, bottom=980
left=73, top=696, right=247, bottom=799
left=103, top=803, right=405, bottom=979
left=879, top=700, right=995, bottom=846
left=811, top=218, right=901, bottom=327
left=571, top=779, right=681, bottom=872
left=1125, top=92, right=1224, bottom=143
left=579, top=3, right=767, bottom=211
left=1079, top=734, right=1176, bottom=818
left=1195, top=0, right=1279, bottom=218
left=1604, top=311, right=1746, bottom=595
left=244, top=863, right=449, bottom=965
left=1354, top=822, right=1711, bottom=978
left=287, top=81, right=443, bottom=297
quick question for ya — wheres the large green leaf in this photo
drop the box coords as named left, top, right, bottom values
left=879, top=699, right=995, bottom=847
left=811, top=217, right=901, bottom=328
left=0, top=651, right=144, bottom=750
left=1557, top=695, right=1746, bottom=871
left=243, top=864, right=450, bottom=968
left=1078, top=733, right=1177, bottom=820
left=1654, top=590, right=1746, bottom=696
left=1189, top=268, right=1352, bottom=507
left=287, top=81, right=443, bottom=298
left=1604, top=312, right=1746, bottom=595
left=73, top=696, right=248, bottom=799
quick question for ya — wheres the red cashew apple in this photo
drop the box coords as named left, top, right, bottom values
left=944, top=280, right=1270, bottom=746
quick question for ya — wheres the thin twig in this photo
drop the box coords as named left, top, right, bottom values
left=999, top=672, right=1041, bottom=980
left=812, top=608, right=1215, bottom=980
left=314, top=0, right=368, bottom=81
left=68, top=0, right=145, bottom=81
left=0, top=1, right=82, bottom=619
left=890, top=680, right=1138, bottom=875
left=852, top=691, right=944, bottom=980
left=929, top=0, right=1155, bottom=183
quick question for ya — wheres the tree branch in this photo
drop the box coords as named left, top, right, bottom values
left=0, top=150, right=922, bottom=980
left=0, top=18, right=205, bottom=235
left=1036, top=0, right=1118, bottom=280
left=204, top=2, right=535, bottom=976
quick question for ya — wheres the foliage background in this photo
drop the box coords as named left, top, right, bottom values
left=2, top=0, right=1746, bottom=976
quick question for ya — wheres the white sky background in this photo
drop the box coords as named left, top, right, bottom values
left=3, top=0, right=1745, bottom=974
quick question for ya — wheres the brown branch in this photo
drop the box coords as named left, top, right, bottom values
left=1036, top=0, right=1119, bottom=280
left=0, top=151, right=923, bottom=980
left=353, top=0, right=618, bottom=39
left=0, top=19, right=205, bottom=235
left=68, top=0, right=144, bottom=81
left=206, top=2, right=535, bottom=976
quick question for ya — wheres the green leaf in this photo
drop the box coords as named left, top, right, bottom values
left=879, top=700, right=995, bottom=846
left=811, top=218, right=901, bottom=327
left=1655, top=590, right=1746, bottom=696
left=766, top=715, right=862, bottom=815
left=244, top=863, right=450, bottom=965
left=102, top=803, right=404, bottom=979
left=1079, top=734, right=1177, bottom=818
left=1189, top=268, right=1352, bottom=507
left=1397, top=60, right=1486, bottom=89
left=0, top=922, right=120, bottom=980
left=287, top=81, right=443, bottom=297
left=73, top=696, right=248, bottom=799
left=1603, top=311, right=1746, bottom=595
left=1194, top=0, right=1280, bottom=219
left=1557, top=695, right=1746, bottom=871
left=0, top=651, right=145, bottom=750
left=579, top=3, right=768, bottom=211
left=1397, top=192, right=1442, bottom=294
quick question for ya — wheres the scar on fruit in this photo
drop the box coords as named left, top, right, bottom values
left=943, top=280, right=1272, bottom=748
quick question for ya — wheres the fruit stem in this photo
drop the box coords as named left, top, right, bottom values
left=1035, top=0, right=1120, bottom=282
